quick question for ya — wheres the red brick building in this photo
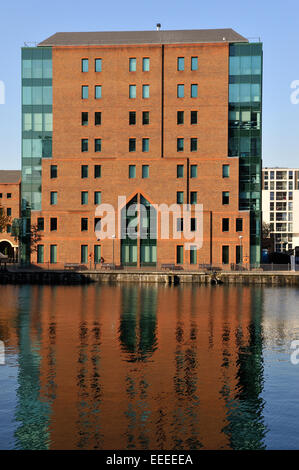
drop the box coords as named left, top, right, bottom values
left=0, top=170, right=21, bottom=259
left=22, top=29, right=262, bottom=268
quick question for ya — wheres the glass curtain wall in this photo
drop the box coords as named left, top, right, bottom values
left=229, top=43, right=263, bottom=265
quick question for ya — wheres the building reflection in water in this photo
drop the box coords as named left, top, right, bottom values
left=0, top=283, right=268, bottom=450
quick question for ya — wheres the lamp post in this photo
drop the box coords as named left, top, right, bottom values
left=239, top=235, right=243, bottom=267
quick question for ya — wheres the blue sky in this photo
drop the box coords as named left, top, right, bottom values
left=0, top=0, right=298, bottom=170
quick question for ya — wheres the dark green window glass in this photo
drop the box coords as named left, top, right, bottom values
left=177, top=218, right=183, bottom=232
left=95, top=112, right=101, bottom=125
left=82, top=59, right=88, bottom=72
left=191, top=84, right=198, bottom=98
left=7, top=208, right=11, bottom=217
left=190, top=192, right=197, bottom=205
left=81, top=139, right=88, bottom=152
left=37, top=245, right=44, bottom=263
left=177, top=84, right=184, bottom=98
left=191, top=111, right=197, bottom=124
left=81, top=245, right=88, bottom=263
left=222, top=191, right=230, bottom=205
left=50, top=245, right=57, bottom=263
left=176, top=245, right=184, bottom=264
left=177, top=192, right=184, bottom=204
left=223, top=164, right=230, bottom=178
left=129, top=165, right=136, bottom=178
left=191, top=218, right=196, bottom=231
left=95, top=138, right=101, bottom=152
left=142, top=165, right=149, bottom=178
left=177, top=111, right=184, bottom=124
left=81, top=191, right=88, bottom=205
left=129, top=111, right=136, bottom=125
left=177, top=165, right=184, bottom=178
left=81, top=218, right=88, bottom=231
left=236, top=218, right=243, bottom=232
left=81, top=165, right=88, bottom=178
left=82, top=86, right=88, bottom=99
left=82, top=112, right=88, bottom=126
left=37, top=217, right=44, bottom=231
left=177, top=138, right=184, bottom=152
left=222, top=246, right=229, bottom=265
left=190, top=165, right=197, bottom=178
left=94, top=191, right=101, bottom=204
left=50, top=165, right=57, bottom=178
left=142, top=111, right=149, bottom=125
left=177, top=57, right=184, bottom=71
left=129, top=138, right=136, bottom=152
left=94, top=245, right=101, bottom=263
left=94, top=165, right=101, bottom=178
left=190, top=138, right=197, bottom=152
left=50, top=218, right=57, bottom=231
left=142, top=138, right=149, bottom=152
left=95, top=58, right=102, bottom=72
left=190, top=247, right=197, bottom=264
left=191, top=57, right=198, bottom=71
left=222, top=218, right=229, bottom=232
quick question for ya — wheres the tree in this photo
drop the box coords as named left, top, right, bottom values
left=12, top=219, right=43, bottom=257
left=262, top=222, right=271, bottom=239
left=0, top=203, right=11, bottom=232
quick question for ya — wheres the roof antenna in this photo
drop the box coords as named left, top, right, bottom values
left=156, top=23, right=161, bottom=31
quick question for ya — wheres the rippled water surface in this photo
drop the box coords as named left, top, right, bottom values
left=0, top=284, right=299, bottom=450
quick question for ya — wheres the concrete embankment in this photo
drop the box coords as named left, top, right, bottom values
left=0, top=270, right=299, bottom=286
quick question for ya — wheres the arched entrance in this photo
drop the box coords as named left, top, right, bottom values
left=0, top=240, right=15, bottom=259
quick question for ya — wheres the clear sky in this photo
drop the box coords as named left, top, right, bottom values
left=0, top=0, right=298, bottom=170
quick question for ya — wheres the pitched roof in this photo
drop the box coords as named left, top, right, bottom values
left=0, top=170, right=21, bottom=184
left=38, top=28, right=248, bottom=47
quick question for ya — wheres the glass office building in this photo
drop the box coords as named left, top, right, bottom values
left=228, top=42, right=263, bottom=265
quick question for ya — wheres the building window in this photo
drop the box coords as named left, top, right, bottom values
left=142, top=111, right=149, bottom=125
left=50, top=245, right=57, bottom=264
left=95, top=138, right=102, bottom=152
left=129, top=165, right=136, bottom=179
left=94, top=191, right=101, bottom=205
left=190, top=192, right=197, bottom=205
left=129, top=138, right=136, bottom=152
left=177, top=84, right=184, bottom=98
left=190, top=165, right=197, bottom=178
left=37, top=245, right=44, bottom=263
left=142, top=165, right=149, bottom=178
left=129, top=85, right=136, bottom=99
left=177, top=111, right=184, bottom=124
left=177, top=218, right=184, bottom=232
left=142, top=85, right=150, bottom=99
left=94, top=165, right=101, bottom=178
left=95, top=85, right=102, bottom=99
left=129, top=58, right=136, bottom=72
left=7, top=193, right=11, bottom=199
left=222, top=164, right=230, bottom=178
left=177, top=57, right=185, bottom=71
left=81, top=165, right=88, bottom=178
left=190, top=247, right=197, bottom=264
left=142, top=138, right=149, bottom=152
left=129, top=111, right=136, bottom=125
left=94, top=245, right=101, bottom=263
left=50, top=191, right=57, bottom=205
left=82, top=85, right=88, bottom=99
left=50, top=165, right=57, bottom=178
left=81, top=112, right=88, bottom=126
left=177, top=165, right=184, bottom=178
left=222, top=218, right=229, bottom=232
left=81, top=139, right=88, bottom=152
left=37, top=217, right=44, bottom=231
left=176, top=245, right=184, bottom=264
left=81, top=218, right=88, bottom=231
left=95, top=112, right=101, bottom=125
left=177, top=138, right=184, bottom=152
left=191, top=111, right=197, bottom=124
left=81, top=191, right=88, bottom=205
left=95, top=58, right=102, bottom=72
left=222, top=191, right=230, bottom=205
left=191, top=57, right=198, bottom=71
left=191, top=84, right=198, bottom=98
left=7, top=225, right=11, bottom=233
left=190, top=138, right=197, bottom=152
left=81, top=245, right=88, bottom=263
left=177, top=192, right=184, bottom=204
left=81, top=59, right=88, bottom=72
left=50, top=218, right=57, bottom=231
left=236, top=218, right=243, bottom=232
left=143, top=57, right=150, bottom=71
left=190, top=218, right=196, bottom=231
left=222, top=246, right=229, bottom=265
